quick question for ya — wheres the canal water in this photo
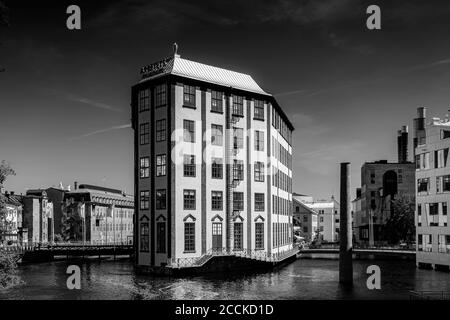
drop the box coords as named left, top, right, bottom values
left=1, top=258, right=449, bottom=299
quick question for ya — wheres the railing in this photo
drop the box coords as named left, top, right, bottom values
left=168, top=247, right=299, bottom=268
left=409, top=290, right=450, bottom=300
left=0, top=241, right=133, bottom=253
left=309, top=243, right=416, bottom=251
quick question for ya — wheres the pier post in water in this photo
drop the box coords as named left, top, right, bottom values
left=339, top=162, right=353, bottom=286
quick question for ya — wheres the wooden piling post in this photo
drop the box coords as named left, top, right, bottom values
left=339, top=162, right=353, bottom=286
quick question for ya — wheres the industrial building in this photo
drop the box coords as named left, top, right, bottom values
left=131, top=46, right=295, bottom=271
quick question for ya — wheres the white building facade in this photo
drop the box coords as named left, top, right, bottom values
left=299, top=196, right=340, bottom=242
left=415, top=115, right=450, bottom=269
left=132, top=50, right=295, bottom=269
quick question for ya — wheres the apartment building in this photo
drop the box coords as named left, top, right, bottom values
left=131, top=47, right=294, bottom=269
left=62, top=184, right=134, bottom=244
left=293, top=196, right=318, bottom=242
left=415, top=107, right=450, bottom=269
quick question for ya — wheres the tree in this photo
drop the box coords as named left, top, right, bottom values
left=382, top=195, right=415, bottom=245
left=0, top=160, right=19, bottom=289
left=0, top=160, right=16, bottom=235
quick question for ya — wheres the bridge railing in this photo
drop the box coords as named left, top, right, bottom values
left=0, top=241, right=133, bottom=253
left=168, top=247, right=299, bottom=268
left=409, top=290, right=450, bottom=300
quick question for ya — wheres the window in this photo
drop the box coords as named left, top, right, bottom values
left=138, top=89, right=150, bottom=112
left=370, top=172, right=375, bottom=184
left=212, top=191, right=223, bottom=210
left=211, top=91, right=223, bottom=113
left=254, top=100, right=264, bottom=120
left=140, top=222, right=149, bottom=252
left=140, top=191, right=149, bottom=210
left=155, top=84, right=167, bottom=107
left=255, top=193, right=265, bottom=211
left=417, top=204, right=422, bottom=216
left=156, top=189, right=166, bottom=210
left=420, top=152, right=430, bottom=169
left=234, top=222, right=243, bottom=250
left=183, top=85, right=196, bottom=106
left=443, top=202, right=448, bottom=216
left=183, top=120, right=195, bottom=143
left=156, top=222, right=166, bottom=253
left=439, top=175, right=450, bottom=192
left=140, top=157, right=150, bottom=178
left=184, top=222, right=195, bottom=252
left=438, top=234, right=450, bottom=253
left=430, top=203, right=438, bottom=216
left=254, top=161, right=265, bottom=182
left=320, top=217, right=324, bottom=223
left=183, top=155, right=196, bottom=177
left=254, top=130, right=264, bottom=151
left=156, top=119, right=166, bottom=142
left=232, top=95, right=243, bottom=116
left=156, top=154, right=166, bottom=176
left=233, top=192, right=244, bottom=211
left=442, top=130, right=450, bottom=140
left=417, top=178, right=429, bottom=193
left=140, top=123, right=150, bottom=145
left=255, top=222, right=264, bottom=250
left=184, top=190, right=196, bottom=210
left=233, top=127, right=243, bottom=149
left=211, top=124, right=223, bottom=146
left=212, top=158, right=223, bottom=179
left=233, top=160, right=244, bottom=181
left=303, top=226, right=308, bottom=233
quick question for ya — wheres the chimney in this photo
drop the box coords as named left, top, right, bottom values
left=397, top=125, right=408, bottom=163
left=74, top=181, right=78, bottom=190
left=413, top=107, right=427, bottom=156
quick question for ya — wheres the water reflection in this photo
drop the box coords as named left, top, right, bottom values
left=0, top=258, right=449, bottom=300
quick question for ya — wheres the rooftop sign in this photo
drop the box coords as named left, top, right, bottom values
left=140, top=57, right=172, bottom=79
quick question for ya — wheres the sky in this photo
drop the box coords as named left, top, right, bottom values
left=1, top=0, right=450, bottom=200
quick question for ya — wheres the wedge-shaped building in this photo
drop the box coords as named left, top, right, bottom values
left=131, top=47, right=295, bottom=272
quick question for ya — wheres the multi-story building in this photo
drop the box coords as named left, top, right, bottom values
left=131, top=47, right=294, bottom=270
left=28, top=186, right=66, bottom=238
left=354, top=125, right=415, bottom=245
left=22, top=190, right=54, bottom=244
left=62, top=184, right=134, bottom=244
left=293, top=196, right=318, bottom=242
left=351, top=188, right=361, bottom=243
left=301, top=196, right=340, bottom=242
left=415, top=108, right=450, bottom=269
left=0, top=191, right=23, bottom=244
left=357, top=160, right=415, bottom=245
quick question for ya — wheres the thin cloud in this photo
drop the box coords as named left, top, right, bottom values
left=275, top=57, right=450, bottom=98
left=69, top=124, right=131, bottom=141
left=67, top=94, right=122, bottom=112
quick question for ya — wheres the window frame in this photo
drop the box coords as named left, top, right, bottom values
left=156, top=154, right=167, bottom=177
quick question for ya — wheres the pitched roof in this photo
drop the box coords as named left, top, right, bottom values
left=140, top=55, right=268, bottom=96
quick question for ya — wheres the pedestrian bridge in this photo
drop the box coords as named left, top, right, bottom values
left=1, top=242, right=133, bottom=262
left=298, top=247, right=415, bottom=260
